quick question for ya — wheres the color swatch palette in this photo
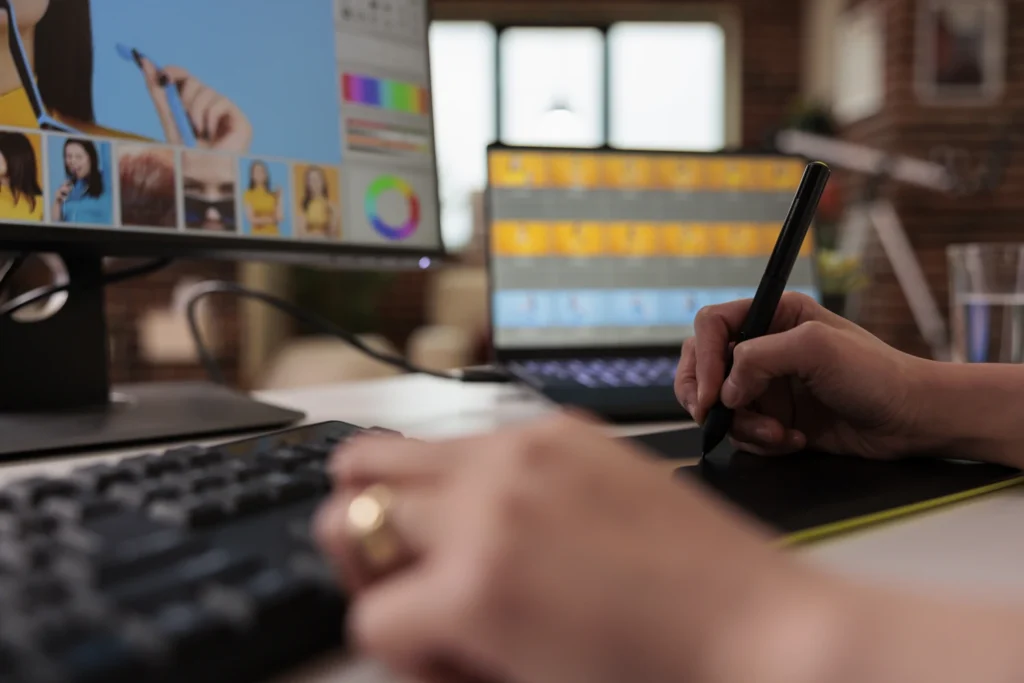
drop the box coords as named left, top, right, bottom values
left=343, top=73, right=429, bottom=115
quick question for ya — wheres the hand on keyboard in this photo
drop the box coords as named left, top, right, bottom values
left=315, top=413, right=830, bottom=683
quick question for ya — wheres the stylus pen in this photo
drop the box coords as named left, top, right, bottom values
left=700, top=161, right=831, bottom=457
left=116, top=43, right=198, bottom=148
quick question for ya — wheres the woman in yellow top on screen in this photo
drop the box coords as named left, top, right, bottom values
left=0, top=131, right=42, bottom=220
left=297, top=166, right=340, bottom=239
left=0, top=0, right=251, bottom=152
left=243, top=161, right=283, bottom=237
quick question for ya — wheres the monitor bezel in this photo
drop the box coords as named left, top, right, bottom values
left=0, top=0, right=446, bottom=267
left=484, top=142, right=823, bottom=362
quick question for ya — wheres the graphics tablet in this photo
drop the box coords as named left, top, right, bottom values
left=630, top=428, right=1024, bottom=544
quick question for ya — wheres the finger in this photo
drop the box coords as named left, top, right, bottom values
left=187, top=87, right=219, bottom=140
left=138, top=58, right=181, bottom=145
left=204, top=98, right=234, bottom=144
left=693, top=303, right=744, bottom=415
left=349, top=571, right=451, bottom=673
left=330, top=436, right=463, bottom=488
left=314, top=488, right=440, bottom=593
left=720, top=321, right=837, bottom=410
left=730, top=409, right=787, bottom=447
left=728, top=429, right=806, bottom=457
left=674, top=338, right=699, bottom=420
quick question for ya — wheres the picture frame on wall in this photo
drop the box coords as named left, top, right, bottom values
left=915, top=0, right=1006, bottom=105
left=834, top=1, right=886, bottom=125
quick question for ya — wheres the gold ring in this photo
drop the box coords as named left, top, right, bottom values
left=346, top=483, right=406, bottom=576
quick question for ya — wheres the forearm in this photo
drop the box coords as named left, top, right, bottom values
left=834, top=582, right=1024, bottom=683
left=712, top=570, right=1024, bottom=683
left=918, top=361, right=1024, bottom=467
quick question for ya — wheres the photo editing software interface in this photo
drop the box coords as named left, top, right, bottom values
left=489, top=149, right=820, bottom=349
left=0, top=0, right=440, bottom=251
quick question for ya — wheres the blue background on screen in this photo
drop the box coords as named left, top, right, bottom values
left=46, top=136, right=114, bottom=225
left=90, top=0, right=341, bottom=164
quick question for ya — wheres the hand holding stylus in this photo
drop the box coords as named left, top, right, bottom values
left=136, top=56, right=252, bottom=153
left=697, top=161, right=830, bottom=456
left=675, top=291, right=939, bottom=460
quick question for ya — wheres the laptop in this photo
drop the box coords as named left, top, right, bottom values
left=485, top=144, right=822, bottom=422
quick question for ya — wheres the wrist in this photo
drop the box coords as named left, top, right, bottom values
left=696, top=561, right=856, bottom=683
left=914, top=360, right=1024, bottom=466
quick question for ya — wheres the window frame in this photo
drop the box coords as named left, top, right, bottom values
left=432, top=1, right=742, bottom=148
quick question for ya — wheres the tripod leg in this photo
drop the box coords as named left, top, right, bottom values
left=867, top=199, right=951, bottom=361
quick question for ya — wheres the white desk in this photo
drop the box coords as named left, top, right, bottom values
left=6, top=375, right=1024, bottom=683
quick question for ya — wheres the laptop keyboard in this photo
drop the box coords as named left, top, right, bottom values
left=509, top=356, right=679, bottom=389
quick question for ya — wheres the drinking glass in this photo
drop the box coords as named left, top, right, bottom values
left=948, top=243, right=1024, bottom=363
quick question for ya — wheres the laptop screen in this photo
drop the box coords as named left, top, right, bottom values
left=487, top=146, right=821, bottom=351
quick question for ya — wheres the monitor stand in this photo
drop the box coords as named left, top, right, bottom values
left=0, top=254, right=304, bottom=462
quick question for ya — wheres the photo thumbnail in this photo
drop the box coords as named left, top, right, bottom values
left=117, top=144, right=178, bottom=229
left=48, top=136, right=115, bottom=226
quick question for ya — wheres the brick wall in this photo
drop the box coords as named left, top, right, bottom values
left=842, top=0, right=1024, bottom=356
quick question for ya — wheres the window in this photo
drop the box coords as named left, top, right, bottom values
left=499, top=27, right=605, bottom=147
left=429, top=20, right=727, bottom=250
left=429, top=21, right=496, bottom=253
left=608, top=23, right=725, bottom=151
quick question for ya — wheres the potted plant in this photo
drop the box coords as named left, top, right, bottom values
left=784, top=102, right=864, bottom=316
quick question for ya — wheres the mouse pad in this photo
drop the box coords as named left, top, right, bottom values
left=629, top=428, right=1024, bottom=544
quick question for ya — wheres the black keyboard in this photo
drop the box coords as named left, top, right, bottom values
left=508, top=356, right=678, bottom=389
left=0, top=421, right=381, bottom=683
left=506, top=357, right=687, bottom=422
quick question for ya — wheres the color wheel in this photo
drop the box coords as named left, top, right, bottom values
left=365, top=175, right=420, bottom=240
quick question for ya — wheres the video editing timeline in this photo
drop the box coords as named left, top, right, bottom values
left=333, top=0, right=439, bottom=249
left=0, top=0, right=439, bottom=251
left=488, top=149, right=820, bottom=349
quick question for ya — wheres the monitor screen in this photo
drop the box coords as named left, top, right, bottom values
left=0, top=0, right=441, bottom=257
left=488, top=146, right=820, bottom=351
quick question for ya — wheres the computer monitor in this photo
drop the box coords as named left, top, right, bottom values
left=0, top=0, right=442, bottom=459
left=486, top=144, right=820, bottom=357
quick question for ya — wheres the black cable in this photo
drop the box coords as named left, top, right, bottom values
left=182, top=280, right=513, bottom=386
left=0, top=253, right=26, bottom=296
left=0, top=257, right=173, bottom=318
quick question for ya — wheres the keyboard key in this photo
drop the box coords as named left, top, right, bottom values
left=266, top=473, right=322, bottom=504
left=50, top=628, right=153, bottom=683
left=226, top=484, right=275, bottom=516
left=168, top=447, right=225, bottom=469
left=70, top=465, right=139, bottom=495
left=120, top=455, right=184, bottom=480
left=108, top=482, right=184, bottom=509
left=97, top=531, right=209, bottom=587
left=148, top=497, right=228, bottom=529
left=166, top=472, right=231, bottom=495
left=264, top=447, right=319, bottom=472
left=0, top=537, right=59, bottom=573
left=19, top=576, right=74, bottom=610
left=200, top=586, right=255, bottom=632
left=215, top=460, right=272, bottom=483
left=43, top=497, right=122, bottom=523
left=152, top=602, right=233, bottom=659
left=0, top=512, right=61, bottom=538
left=7, top=478, right=82, bottom=508
left=114, top=550, right=262, bottom=613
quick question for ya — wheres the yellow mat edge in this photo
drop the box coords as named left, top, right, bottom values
left=778, top=476, right=1024, bottom=547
